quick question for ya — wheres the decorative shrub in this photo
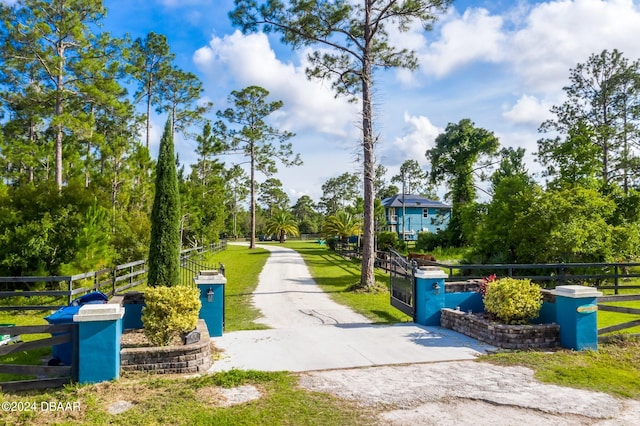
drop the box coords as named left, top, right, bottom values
left=483, top=277, right=542, bottom=325
left=142, top=285, right=201, bottom=346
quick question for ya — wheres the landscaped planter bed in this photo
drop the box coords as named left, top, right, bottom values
left=440, top=308, right=560, bottom=349
left=120, top=319, right=212, bottom=374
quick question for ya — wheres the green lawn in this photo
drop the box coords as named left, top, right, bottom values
left=284, top=240, right=412, bottom=323
left=202, top=243, right=271, bottom=331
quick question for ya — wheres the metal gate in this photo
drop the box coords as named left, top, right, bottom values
left=389, top=250, right=416, bottom=320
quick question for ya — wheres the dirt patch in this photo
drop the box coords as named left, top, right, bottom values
left=298, top=361, right=640, bottom=425
left=120, top=329, right=182, bottom=348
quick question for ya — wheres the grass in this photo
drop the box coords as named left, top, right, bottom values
left=284, top=240, right=412, bottom=323
left=0, top=370, right=377, bottom=425
left=201, top=243, right=271, bottom=331
left=480, top=338, right=640, bottom=399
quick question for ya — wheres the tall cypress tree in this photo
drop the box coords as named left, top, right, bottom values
left=148, top=118, right=181, bottom=287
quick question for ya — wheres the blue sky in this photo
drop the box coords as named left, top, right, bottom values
left=101, top=1, right=640, bottom=202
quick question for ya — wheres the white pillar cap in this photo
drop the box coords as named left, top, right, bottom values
left=551, top=285, right=602, bottom=298
left=73, top=304, right=124, bottom=322
left=194, top=275, right=227, bottom=285
left=414, top=268, right=447, bottom=279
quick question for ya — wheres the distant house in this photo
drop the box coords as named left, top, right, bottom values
left=381, top=194, right=451, bottom=241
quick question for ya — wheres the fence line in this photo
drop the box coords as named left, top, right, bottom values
left=335, top=247, right=640, bottom=294
left=0, top=323, right=76, bottom=392
left=597, top=294, right=640, bottom=340
left=0, top=241, right=227, bottom=312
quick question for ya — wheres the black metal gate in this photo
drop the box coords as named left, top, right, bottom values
left=389, top=250, right=416, bottom=320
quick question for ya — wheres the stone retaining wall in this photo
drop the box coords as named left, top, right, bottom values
left=440, top=308, right=560, bottom=349
left=120, top=320, right=211, bottom=374
left=445, top=280, right=482, bottom=293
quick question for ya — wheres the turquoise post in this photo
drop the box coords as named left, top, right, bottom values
left=73, top=304, right=124, bottom=384
left=195, top=272, right=226, bottom=337
left=414, top=269, right=447, bottom=326
left=552, top=285, right=602, bottom=350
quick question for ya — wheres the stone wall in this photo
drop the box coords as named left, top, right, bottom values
left=440, top=308, right=560, bottom=349
left=120, top=320, right=212, bottom=374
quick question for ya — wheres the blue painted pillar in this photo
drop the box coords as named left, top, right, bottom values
left=552, top=285, right=602, bottom=351
left=195, top=273, right=226, bottom=337
left=414, top=269, right=447, bottom=326
left=73, top=304, right=124, bottom=384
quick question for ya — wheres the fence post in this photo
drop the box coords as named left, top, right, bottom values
left=414, top=269, right=447, bottom=326
left=551, top=285, right=601, bottom=350
left=68, top=278, right=73, bottom=305
left=112, top=266, right=117, bottom=296
left=614, top=265, right=619, bottom=295
left=73, top=304, right=124, bottom=384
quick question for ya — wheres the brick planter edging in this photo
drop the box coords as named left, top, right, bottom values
left=120, top=319, right=212, bottom=374
left=440, top=308, right=560, bottom=349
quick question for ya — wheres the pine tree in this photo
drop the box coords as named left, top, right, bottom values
left=148, top=118, right=181, bottom=287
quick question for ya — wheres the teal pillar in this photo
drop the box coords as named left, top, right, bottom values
left=414, top=269, right=447, bottom=326
left=195, top=273, right=226, bottom=337
left=73, top=304, right=124, bottom=384
left=552, top=285, right=602, bottom=351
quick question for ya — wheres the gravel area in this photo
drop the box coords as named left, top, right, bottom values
left=298, top=361, right=640, bottom=425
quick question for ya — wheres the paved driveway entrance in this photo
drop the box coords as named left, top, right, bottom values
left=209, top=244, right=493, bottom=372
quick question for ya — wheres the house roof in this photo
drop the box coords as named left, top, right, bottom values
left=381, top=194, right=451, bottom=209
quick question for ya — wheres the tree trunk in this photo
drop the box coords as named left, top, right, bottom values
left=250, top=141, right=256, bottom=249
left=146, top=79, right=152, bottom=149
left=359, top=2, right=375, bottom=290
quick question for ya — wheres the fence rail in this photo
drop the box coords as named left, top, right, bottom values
left=0, top=324, right=76, bottom=392
left=0, top=241, right=227, bottom=312
left=598, top=294, right=640, bottom=340
left=365, top=250, right=640, bottom=294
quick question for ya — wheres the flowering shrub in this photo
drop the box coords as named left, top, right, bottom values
left=483, top=277, right=542, bottom=325
left=142, top=285, right=201, bottom=346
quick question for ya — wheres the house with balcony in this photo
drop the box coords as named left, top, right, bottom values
left=381, top=194, right=451, bottom=241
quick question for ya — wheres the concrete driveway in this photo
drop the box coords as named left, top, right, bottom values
left=209, top=243, right=494, bottom=372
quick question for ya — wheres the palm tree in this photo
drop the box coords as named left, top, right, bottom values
left=264, top=210, right=300, bottom=243
left=322, top=211, right=363, bottom=243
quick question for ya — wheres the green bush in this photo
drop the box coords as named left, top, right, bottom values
left=376, top=231, right=399, bottom=251
left=142, top=285, right=201, bottom=346
left=415, top=231, right=447, bottom=252
left=483, top=278, right=542, bottom=325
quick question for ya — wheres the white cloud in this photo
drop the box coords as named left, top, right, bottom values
left=502, top=94, right=554, bottom=126
left=510, top=0, right=640, bottom=92
left=419, top=8, right=507, bottom=77
left=403, top=0, right=640, bottom=96
left=383, top=113, right=442, bottom=166
left=193, top=30, right=358, bottom=138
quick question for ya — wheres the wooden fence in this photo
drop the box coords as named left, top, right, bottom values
left=0, top=324, right=76, bottom=392
left=369, top=250, right=640, bottom=294
left=598, top=294, right=640, bottom=341
left=0, top=241, right=227, bottom=312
